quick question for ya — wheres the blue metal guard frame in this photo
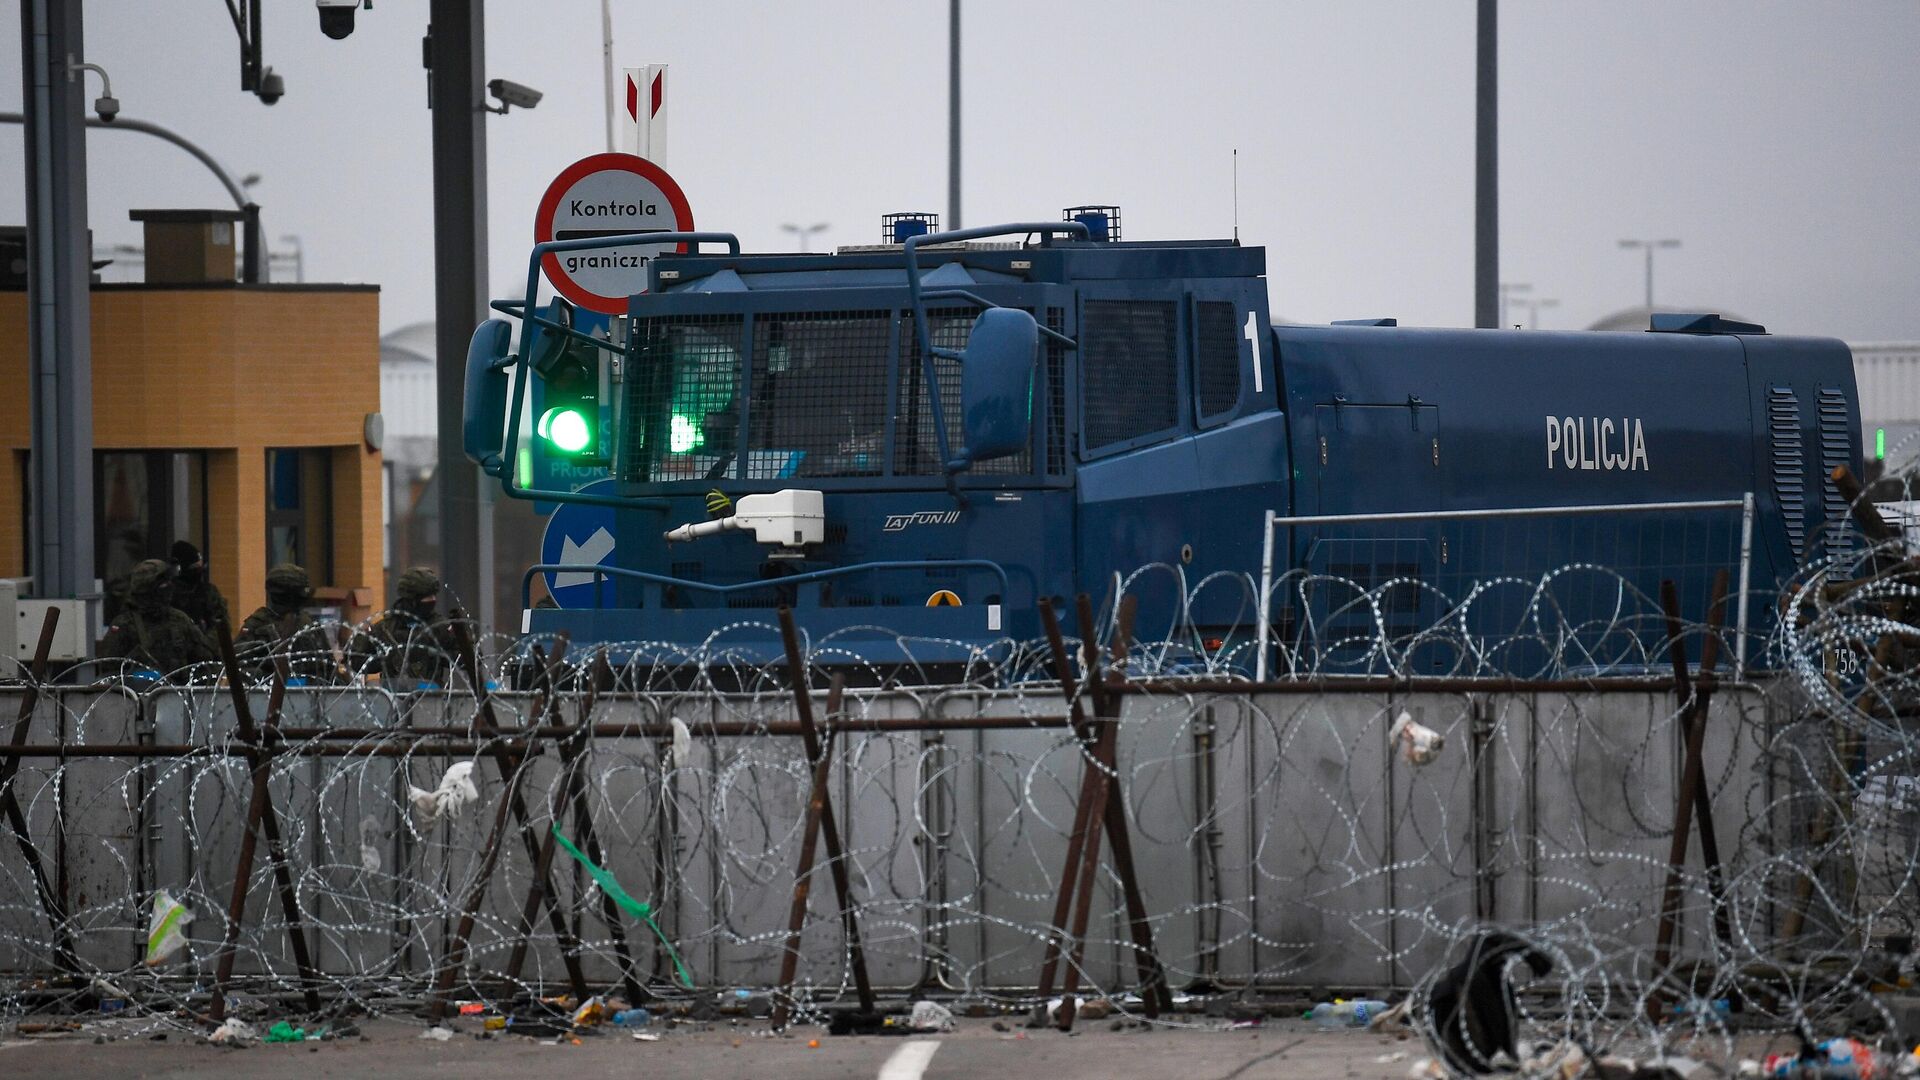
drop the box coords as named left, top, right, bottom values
left=523, top=559, right=1014, bottom=612
left=487, top=231, right=742, bottom=510
left=903, top=222, right=1087, bottom=470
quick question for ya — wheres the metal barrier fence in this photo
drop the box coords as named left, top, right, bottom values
left=2, top=679, right=1777, bottom=993
left=1255, top=497, right=1757, bottom=680
left=3, top=518, right=1916, bottom=1061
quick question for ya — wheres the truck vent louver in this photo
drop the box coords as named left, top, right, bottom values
left=1817, top=387, right=1851, bottom=529
left=1769, top=386, right=1806, bottom=561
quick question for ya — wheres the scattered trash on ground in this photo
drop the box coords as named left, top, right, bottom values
left=571, top=995, right=606, bottom=1028
left=612, top=1007, right=651, bottom=1028
left=1748, top=1037, right=1880, bottom=1079
left=208, top=1018, right=254, bottom=1045
left=263, top=1021, right=306, bottom=1044
left=910, top=1001, right=955, bottom=1031
left=1307, top=998, right=1390, bottom=1027
left=418, top=1025, right=454, bottom=1041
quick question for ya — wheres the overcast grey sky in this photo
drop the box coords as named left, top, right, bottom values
left=5, top=2, right=1918, bottom=340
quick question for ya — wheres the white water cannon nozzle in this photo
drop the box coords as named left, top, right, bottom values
left=663, top=489, right=825, bottom=548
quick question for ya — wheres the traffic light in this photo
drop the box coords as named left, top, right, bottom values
left=530, top=303, right=604, bottom=463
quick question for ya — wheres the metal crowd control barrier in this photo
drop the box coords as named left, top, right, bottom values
left=1254, top=494, right=1757, bottom=681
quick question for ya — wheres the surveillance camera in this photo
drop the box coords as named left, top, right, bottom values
left=487, top=78, right=543, bottom=112
left=317, top=0, right=360, bottom=40
left=93, top=94, right=119, bottom=121
left=255, top=68, right=284, bottom=105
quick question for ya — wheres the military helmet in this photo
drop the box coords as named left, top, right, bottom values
left=128, top=558, right=175, bottom=598
left=265, top=562, right=313, bottom=602
left=396, top=566, right=441, bottom=602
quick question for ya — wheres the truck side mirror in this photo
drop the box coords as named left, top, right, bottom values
left=462, top=319, right=513, bottom=475
left=947, top=307, right=1038, bottom=471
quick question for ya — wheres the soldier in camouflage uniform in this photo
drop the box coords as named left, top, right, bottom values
left=99, top=558, right=217, bottom=681
left=236, top=563, right=338, bottom=680
left=168, top=540, right=230, bottom=636
left=358, top=566, right=457, bottom=687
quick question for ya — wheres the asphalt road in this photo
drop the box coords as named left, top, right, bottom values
left=0, top=1014, right=1433, bottom=1080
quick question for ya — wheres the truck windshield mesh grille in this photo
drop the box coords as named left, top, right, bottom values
left=622, top=315, right=743, bottom=484
left=895, top=308, right=1032, bottom=476
left=746, top=310, right=892, bottom=479
left=623, top=305, right=1053, bottom=484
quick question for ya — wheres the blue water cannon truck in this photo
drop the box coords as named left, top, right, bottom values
left=463, top=211, right=1860, bottom=674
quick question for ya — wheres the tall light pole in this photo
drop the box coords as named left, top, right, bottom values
left=279, top=233, right=304, bottom=282
left=429, top=0, right=494, bottom=631
left=1513, top=296, right=1558, bottom=330
left=947, top=0, right=960, bottom=230
left=599, top=0, right=614, bottom=152
left=1497, top=281, right=1529, bottom=328
left=781, top=222, right=828, bottom=253
left=1619, top=237, right=1680, bottom=312
left=1473, top=0, right=1497, bottom=328
left=20, top=0, right=95, bottom=603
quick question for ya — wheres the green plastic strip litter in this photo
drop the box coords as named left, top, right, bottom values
left=146, top=900, right=185, bottom=961
left=551, top=825, right=693, bottom=989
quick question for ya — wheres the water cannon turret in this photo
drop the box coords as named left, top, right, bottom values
left=883, top=212, right=939, bottom=245
left=1063, top=205, right=1121, bottom=242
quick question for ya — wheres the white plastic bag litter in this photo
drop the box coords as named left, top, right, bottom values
left=144, top=889, right=192, bottom=967
left=409, top=761, right=480, bottom=820
left=358, top=816, right=383, bottom=873
left=1389, top=711, right=1445, bottom=766
left=910, top=1000, right=955, bottom=1031
left=670, top=716, right=692, bottom=771
left=209, top=1018, right=254, bottom=1045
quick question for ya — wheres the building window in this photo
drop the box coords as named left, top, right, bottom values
left=1195, top=301, right=1243, bottom=419
left=95, top=451, right=208, bottom=585
left=266, top=448, right=333, bottom=582
left=1082, top=299, right=1179, bottom=450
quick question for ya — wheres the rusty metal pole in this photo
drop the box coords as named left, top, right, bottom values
left=427, top=749, right=526, bottom=1020
left=1093, top=598, right=1172, bottom=1015
left=778, top=607, right=875, bottom=1016
left=0, top=609, right=75, bottom=971
left=1651, top=571, right=1730, bottom=988
left=446, top=618, right=591, bottom=997
left=770, top=675, right=845, bottom=1030
left=212, top=625, right=322, bottom=1016
left=1035, top=599, right=1099, bottom=1002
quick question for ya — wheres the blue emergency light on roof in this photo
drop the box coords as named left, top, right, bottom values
left=1063, top=205, right=1122, bottom=242
left=883, top=212, right=938, bottom=244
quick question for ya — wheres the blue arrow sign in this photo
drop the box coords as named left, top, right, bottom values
left=539, top=478, right=620, bottom=608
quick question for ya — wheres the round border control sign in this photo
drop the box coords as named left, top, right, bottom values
left=535, top=153, right=694, bottom=315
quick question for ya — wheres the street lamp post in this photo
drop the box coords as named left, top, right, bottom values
left=781, top=222, right=829, bottom=253
left=279, top=234, right=304, bottom=282
left=1618, top=238, right=1681, bottom=312
left=1512, top=296, right=1559, bottom=330
left=1497, top=281, right=1530, bottom=328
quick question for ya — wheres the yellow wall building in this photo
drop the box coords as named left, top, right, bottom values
left=0, top=284, right=385, bottom=624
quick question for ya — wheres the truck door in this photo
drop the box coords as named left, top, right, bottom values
left=1303, top=401, right=1446, bottom=671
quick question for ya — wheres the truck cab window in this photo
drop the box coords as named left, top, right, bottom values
left=1083, top=299, right=1178, bottom=449
left=1195, top=301, right=1242, bottom=419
